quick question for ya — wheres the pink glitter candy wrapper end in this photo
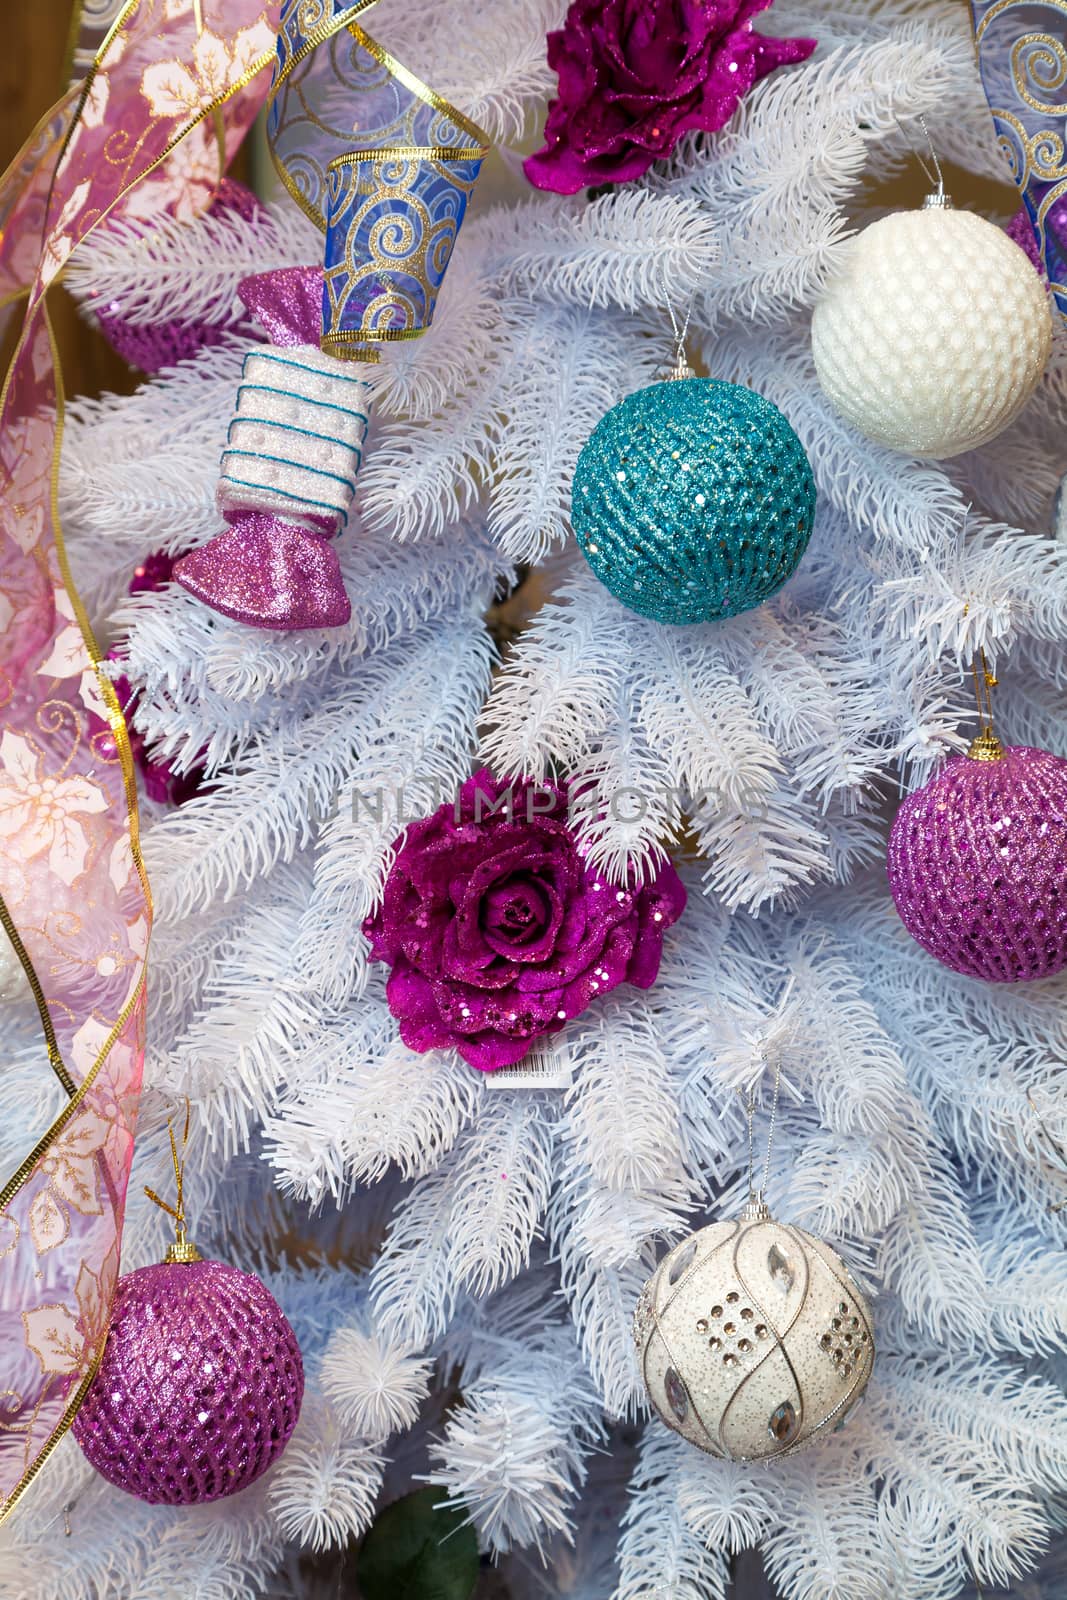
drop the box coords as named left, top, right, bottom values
left=72, top=1259, right=303, bottom=1504
left=887, top=743, right=1067, bottom=983
left=237, top=264, right=324, bottom=348
left=173, top=511, right=352, bottom=630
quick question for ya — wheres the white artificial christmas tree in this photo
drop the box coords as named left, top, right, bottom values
left=2, top=0, right=1066, bottom=1595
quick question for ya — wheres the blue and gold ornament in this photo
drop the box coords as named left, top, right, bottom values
left=571, top=362, right=816, bottom=625
left=267, top=0, right=488, bottom=361
left=970, top=0, right=1067, bottom=317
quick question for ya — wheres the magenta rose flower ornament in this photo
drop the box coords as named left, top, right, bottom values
left=525, top=0, right=816, bottom=195
left=363, top=771, right=686, bottom=1071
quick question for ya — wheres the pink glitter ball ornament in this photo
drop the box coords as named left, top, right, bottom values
left=1005, top=205, right=1044, bottom=277
left=72, top=1255, right=303, bottom=1504
left=887, top=739, right=1067, bottom=983
left=90, top=179, right=264, bottom=373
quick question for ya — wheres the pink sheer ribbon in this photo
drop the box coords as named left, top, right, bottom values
left=0, top=0, right=279, bottom=1517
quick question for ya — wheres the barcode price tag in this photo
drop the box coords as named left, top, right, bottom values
left=483, top=1042, right=573, bottom=1089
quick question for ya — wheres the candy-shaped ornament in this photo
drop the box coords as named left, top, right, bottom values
left=811, top=186, right=1053, bottom=460
left=634, top=1198, right=874, bottom=1461
left=173, top=7, right=489, bottom=631
left=571, top=356, right=816, bottom=625
left=888, top=710, right=1067, bottom=983
left=174, top=267, right=371, bottom=630
left=73, top=1136, right=304, bottom=1505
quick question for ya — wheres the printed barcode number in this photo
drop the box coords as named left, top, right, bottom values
left=483, top=1046, right=572, bottom=1088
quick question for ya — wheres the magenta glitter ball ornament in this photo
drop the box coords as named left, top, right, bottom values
left=887, top=739, right=1067, bottom=983
left=72, top=1257, right=303, bottom=1504
left=91, top=180, right=264, bottom=373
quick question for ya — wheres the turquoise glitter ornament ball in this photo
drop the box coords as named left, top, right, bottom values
left=571, top=377, right=817, bottom=624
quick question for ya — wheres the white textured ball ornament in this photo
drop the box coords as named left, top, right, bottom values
left=634, top=1202, right=874, bottom=1461
left=811, top=204, right=1052, bottom=459
left=0, top=939, right=28, bottom=1002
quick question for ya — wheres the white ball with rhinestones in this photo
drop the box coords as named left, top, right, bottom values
left=633, top=1209, right=874, bottom=1461
left=811, top=205, right=1052, bottom=459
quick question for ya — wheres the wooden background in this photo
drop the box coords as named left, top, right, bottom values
left=0, top=0, right=245, bottom=400
left=2, top=1, right=136, bottom=399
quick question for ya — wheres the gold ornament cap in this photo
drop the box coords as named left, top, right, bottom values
left=967, top=728, right=1005, bottom=763
left=164, top=1229, right=202, bottom=1265
left=147, top=1103, right=203, bottom=1265
left=966, top=651, right=1003, bottom=762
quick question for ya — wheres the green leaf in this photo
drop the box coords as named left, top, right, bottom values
left=357, top=1487, right=480, bottom=1600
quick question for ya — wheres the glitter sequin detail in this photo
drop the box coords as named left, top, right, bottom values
left=664, top=1366, right=690, bottom=1424
left=768, top=1401, right=798, bottom=1443
left=570, top=377, right=816, bottom=625
left=887, top=744, right=1067, bottom=983
left=72, top=1259, right=303, bottom=1504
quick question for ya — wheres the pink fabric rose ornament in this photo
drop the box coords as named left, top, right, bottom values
left=525, top=0, right=816, bottom=195
left=363, top=770, right=686, bottom=1071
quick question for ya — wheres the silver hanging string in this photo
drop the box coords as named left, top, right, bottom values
left=915, top=114, right=951, bottom=209
left=741, top=1049, right=784, bottom=1211
left=915, top=115, right=943, bottom=196
left=666, top=294, right=696, bottom=380
left=667, top=294, right=695, bottom=360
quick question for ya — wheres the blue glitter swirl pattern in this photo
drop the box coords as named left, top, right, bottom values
left=571, top=378, right=817, bottom=625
